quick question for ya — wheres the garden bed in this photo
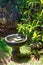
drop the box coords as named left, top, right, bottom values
left=0, top=0, right=43, bottom=65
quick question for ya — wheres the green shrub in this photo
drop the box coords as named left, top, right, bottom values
left=17, top=0, right=43, bottom=50
left=0, top=38, right=12, bottom=59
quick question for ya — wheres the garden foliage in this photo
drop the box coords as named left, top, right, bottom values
left=0, top=38, right=12, bottom=59
left=0, top=0, right=43, bottom=55
left=17, top=0, right=43, bottom=47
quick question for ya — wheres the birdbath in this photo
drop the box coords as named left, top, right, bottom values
left=5, top=34, right=27, bottom=59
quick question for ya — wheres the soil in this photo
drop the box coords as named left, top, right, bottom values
left=0, top=57, right=43, bottom=65
left=0, top=48, right=42, bottom=64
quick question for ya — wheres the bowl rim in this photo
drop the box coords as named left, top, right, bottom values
left=5, top=34, right=27, bottom=44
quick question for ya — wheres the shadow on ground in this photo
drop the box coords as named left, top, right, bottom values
left=11, top=54, right=31, bottom=63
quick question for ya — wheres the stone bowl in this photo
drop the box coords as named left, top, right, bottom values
left=5, top=34, right=27, bottom=47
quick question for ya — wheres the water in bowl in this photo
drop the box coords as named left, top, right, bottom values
left=7, top=35, right=25, bottom=43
